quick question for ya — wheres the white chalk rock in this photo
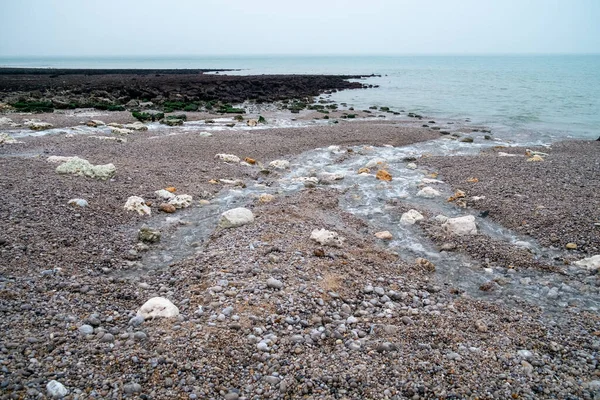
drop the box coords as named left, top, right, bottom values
left=293, top=176, right=318, bottom=184
left=137, top=297, right=179, bottom=319
left=318, top=172, right=345, bottom=184
left=269, top=159, right=290, bottom=170
left=47, top=156, right=77, bottom=163
left=168, top=194, right=193, bottom=209
left=573, top=255, right=600, bottom=271
left=400, top=209, right=424, bottom=225
left=365, top=159, right=386, bottom=169
left=55, top=157, right=116, bottom=180
left=434, top=214, right=449, bottom=223
left=124, top=196, right=151, bottom=216
left=111, top=127, right=133, bottom=135
left=155, top=189, right=175, bottom=200
left=416, top=186, right=441, bottom=198
left=87, top=120, right=105, bottom=127
left=406, top=162, right=417, bottom=170
left=328, top=145, right=341, bottom=153
left=0, top=133, right=18, bottom=144
left=124, top=122, right=148, bottom=131
left=310, top=228, right=344, bottom=247
left=0, top=116, right=13, bottom=125
left=421, top=178, right=444, bottom=184
left=215, top=153, right=241, bottom=163
left=498, top=152, right=517, bottom=157
left=198, top=131, right=212, bottom=137
left=442, top=215, right=478, bottom=235
left=67, top=198, right=88, bottom=207
left=219, top=207, right=254, bottom=228
left=46, top=380, right=68, bottom=399
left=220, top=179, right=245, bottom=186
left=89, top=135, right=126, bottom=143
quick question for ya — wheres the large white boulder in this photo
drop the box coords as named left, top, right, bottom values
left=215, top=153, right=241, bottom=163
left=310, top=228, right=344, bottom=247
left=442, top=215, right=478, bottom=235
left=573, top=255, right=600, bottom=271
left=137, top=297, right=179, bottom=319
left=55, top=157, right=116, bottom=180
left=400, top=209, right=424, bottom=225
left=416, top=186, right=441, bottom=198
left=124, top=196, right=151, bottom=216
left=168, top=194, right=193, bottom=209
left=219, top=207, right=254, bottom=228
left=46, top=380, right=68, bottom=399
left=269, top=159, right=290, bottom=170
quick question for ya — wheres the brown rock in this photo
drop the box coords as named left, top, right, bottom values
left=165, top=187, right=176, bottom=193
left=245, top=157, right=256, bottom=165
left=447, top=189, right=466, bottom=202
left=358, top=167, right=370, bottom=174
left=258, top=194, right=274, bottom=203
left=375, top=231, right=393, bottom=240
left=376, top=170, right=392, bottom=181
left=475, top=320, right=488, bottom=333
left=566, top=243, right=578, bottom=250
left=159, top=203, right=176, bottom=213
left=415, top=257, right=435, bottom=272
left=313, top=248, right=325, bottom=257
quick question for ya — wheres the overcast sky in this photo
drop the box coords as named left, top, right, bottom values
left=1, top=0, right=599, bottom=56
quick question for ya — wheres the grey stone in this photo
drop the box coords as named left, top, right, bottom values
left=78, top=325, right=94, bottom=335
left=267, top=277, right=283, bottom=289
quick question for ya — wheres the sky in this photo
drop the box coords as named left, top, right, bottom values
left=0, top=0, right=599, bottom=56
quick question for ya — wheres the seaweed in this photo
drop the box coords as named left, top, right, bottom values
left=11, top=101, right=54, bottom=113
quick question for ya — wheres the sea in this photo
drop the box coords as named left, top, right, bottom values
left=1, top=55, right=599, bottom=141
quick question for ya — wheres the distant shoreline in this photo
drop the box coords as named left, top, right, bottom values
left=0, top=68, right=237, bottom=75
left=0, top=69, right=374, bottom=110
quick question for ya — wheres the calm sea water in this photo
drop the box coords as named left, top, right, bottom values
left=2, top=55, right=599, bottom=140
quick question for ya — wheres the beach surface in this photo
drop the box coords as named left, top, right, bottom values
left=0, top=86, right=599, bottom=399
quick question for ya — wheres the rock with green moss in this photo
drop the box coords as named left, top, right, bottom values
left=258, top=116, right=267, bottom=124
left=132, top=110, right=164, bottom=122
left=55, top=157, right=116, bottom=180
left=138, top=226, right=161, bottom=243
left=161, top=118, right=184, bottom=126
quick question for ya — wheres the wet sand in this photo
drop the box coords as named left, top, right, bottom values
left=0, top=111, right=599, bottom=399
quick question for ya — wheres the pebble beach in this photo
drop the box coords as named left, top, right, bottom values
left=0, top=71, right=599, bottom=399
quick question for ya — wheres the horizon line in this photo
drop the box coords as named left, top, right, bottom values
left=1, top=52, right=600, bottom=58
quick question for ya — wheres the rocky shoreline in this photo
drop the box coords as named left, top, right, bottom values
left=0, top=69, right=371, bottom=112
left=0, top=96, right=599, bottom=398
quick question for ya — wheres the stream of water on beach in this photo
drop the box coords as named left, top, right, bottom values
left=126, top=119, right=599, bottom=317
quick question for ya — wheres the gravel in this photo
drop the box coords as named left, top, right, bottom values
left=0, top=115, right=598, bottom=399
